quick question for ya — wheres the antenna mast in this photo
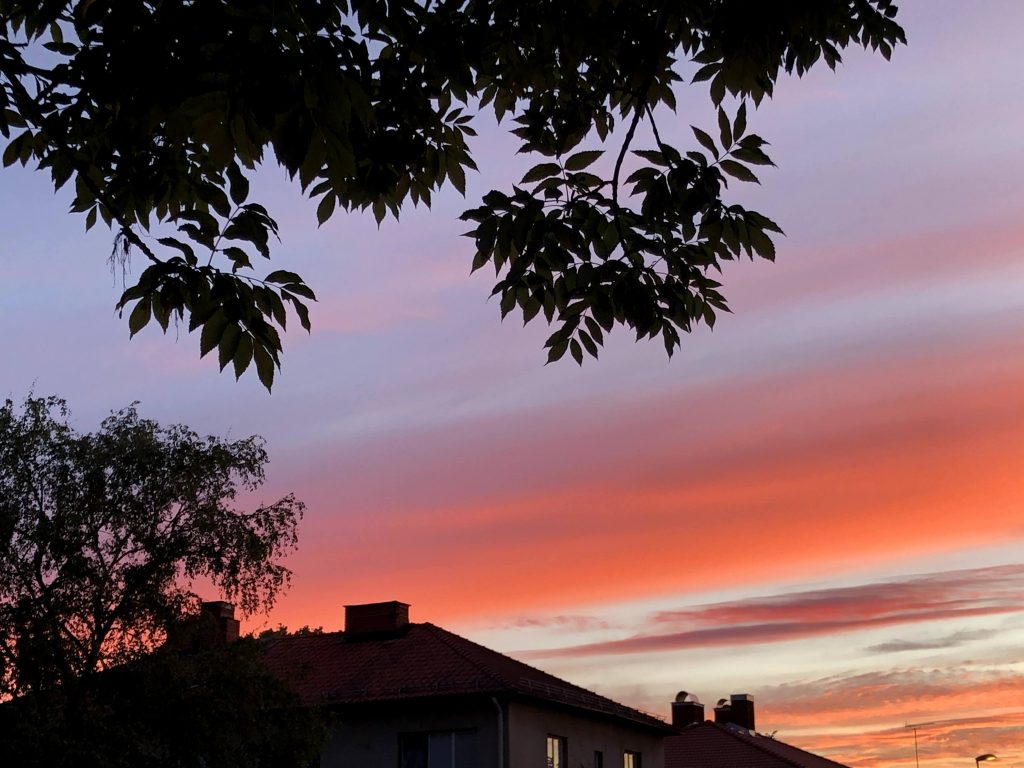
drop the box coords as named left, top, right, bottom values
left=905, top=721, right=939, bottom=768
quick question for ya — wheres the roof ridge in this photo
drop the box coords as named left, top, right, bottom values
left=421, top=624, right=669, bottom=730
left=419, top=622, right=513, bottom=690
left=711, top=722, right=812, bottom=768
left=743, top=727, right=849, bottom=768
left=423, top=623, right=613, bottom=697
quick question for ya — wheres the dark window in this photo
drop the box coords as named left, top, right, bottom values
left=623, top=751, right=641, bottom=768
left=594, top=750, right=604, bottom=768
left=399, top=730, right=479, bottom=768
left=547, top=735, right=567, bottom=768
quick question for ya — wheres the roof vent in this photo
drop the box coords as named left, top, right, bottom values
left=714, top=698, right=732, bottom=724
left=714, top=694, right=756, bottom=732
left=344, top=601, right=410, bottom=638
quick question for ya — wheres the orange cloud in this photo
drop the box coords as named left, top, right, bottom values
left=270, top=331, right=1024, bottom=631
left=517, top=565, right=1024, bottom=658
left=794, top=712, right=1024, bottom=768
left=759, top=672, right=1024, bottom=768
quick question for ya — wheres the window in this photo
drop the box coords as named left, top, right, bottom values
left=399, top=730, right=478, bottom=768
left=547, top=735, right=567, bottom=768
left=594, top=750, right=604, bottom=768
left=623, top=751, right=641, bottom=768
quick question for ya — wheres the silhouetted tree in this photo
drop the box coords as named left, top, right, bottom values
left=0, top=2, right=905, bottom=388
left=0, top=395, right=303, bottom=698
left=257, top=623, right=325, bottom=640
left=0, top=395, right=321, bottom=767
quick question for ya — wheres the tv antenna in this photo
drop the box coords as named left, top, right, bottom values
left=905, top=722, right=940, bottom=768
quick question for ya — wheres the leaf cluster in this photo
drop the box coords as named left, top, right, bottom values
left=0, top=1, right=906, bottom=386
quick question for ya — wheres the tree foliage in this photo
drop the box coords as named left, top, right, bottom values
left=0, top=395, right=303, bottom=699
left=0, top=1, right=906, bottom=389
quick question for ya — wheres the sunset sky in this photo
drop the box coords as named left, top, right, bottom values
left=2, top=2, right=1022, bottom=767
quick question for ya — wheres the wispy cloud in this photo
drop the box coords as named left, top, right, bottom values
left=865, top=629, right=997, bottom=654
left=793, top=710, right=1024, bottom=768
left=268, top=328, right=1024, bottom=632
left=756, top=667, right=1024, bottom=767
left=502, top=615, right=613, bottom=633
left=763, top=666, right=1024, bottom=726
left=518, top=565, right=1024, bottom=658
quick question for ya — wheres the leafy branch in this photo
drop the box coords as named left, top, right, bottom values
left=0, top=0, right=907, bottom=387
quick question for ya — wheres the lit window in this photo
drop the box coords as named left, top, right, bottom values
left=399, top=730, right=478, bottom=768
left=547, top=735, right=567, bottom=768
left=623, top=751, right=642, bottom=768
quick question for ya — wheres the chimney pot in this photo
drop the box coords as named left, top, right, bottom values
left=345, top=601, right=410, bottom=638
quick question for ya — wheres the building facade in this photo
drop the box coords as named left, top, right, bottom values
left=259, top=601, right=674, bottom=768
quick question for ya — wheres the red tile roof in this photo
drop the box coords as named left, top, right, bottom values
left=665, top=722, right=850, bottom=768
left=261, top=622, right=672, bottom=733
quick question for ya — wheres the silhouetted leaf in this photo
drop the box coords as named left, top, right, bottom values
left=200, top=311, right=228, bottom=358
left=127, top=299, right=151, bottom=337
left=691, top=127, right=718, bottom=159
left=521, top=163, right=561, bottom=183
left=218, top=324, right=241, bottom=371
left=264, top=271, right=303, bottom=285
left=718, top=108, right=732, bottom=148
left=233, top=333, right=254, bottom=379
left=254, top=344, right=276, bottom=391
left=564, top=150, right=602, bottom=171
left=719, top=160, right=759, bottom=183
left=733, top=102, right=747, bottom=140
left=316, top=194, right=335, bottom=225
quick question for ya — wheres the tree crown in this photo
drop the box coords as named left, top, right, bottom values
left=0, top=394, right=303, bottom=697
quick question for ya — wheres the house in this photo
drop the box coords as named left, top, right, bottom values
left=664, top=692, right=850, bottom=768
left=250, top=600, right=675, bottom=768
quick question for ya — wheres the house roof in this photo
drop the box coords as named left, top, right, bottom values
left=665, top=721, right=851, bottom=768
left=261, top=622, right=672, bottom=733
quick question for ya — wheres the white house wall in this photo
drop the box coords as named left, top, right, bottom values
left=507, top=699, right=666, bottom=768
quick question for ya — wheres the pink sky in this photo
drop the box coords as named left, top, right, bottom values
left=1, top=2, right=1022, bottom=766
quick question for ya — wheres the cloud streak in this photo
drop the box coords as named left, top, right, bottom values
left=263, top=322, right=1024, bottom=634
left=501, top=615, right=613, bottom=633
left=791, top=710, right=1024, bottom=768
left=864, top=629, right=998, bottom=655
left=518, top=565, right=1024, bottom=658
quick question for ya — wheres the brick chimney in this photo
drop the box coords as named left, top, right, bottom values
left=714, top=693, right=756, bottom=732
left=199, top=601, right=240, bottom=646
left=671, top=691, right=705, bottom=728
left=729, top=693, right=756, bottom=732
left=168, top=601, right=240, bottom=651
left=344, top=601, right=410, bottom=638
